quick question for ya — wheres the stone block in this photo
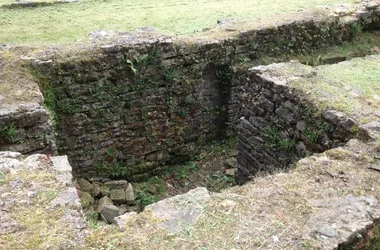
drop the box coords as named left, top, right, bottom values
left=99, top=185, right=110, bottom=197
left=77, top=178, right=93, bottom=193
left=125, top=183, right=135, bottom=205
left=104, top=180, right=129, bottom=189
left=78, top=191, right=94, bottom=210
left=99, top=204, right=119, bottom=224
left=110, top=189, right=126, bottom=204
left=96, top=196, right=113, bottom=213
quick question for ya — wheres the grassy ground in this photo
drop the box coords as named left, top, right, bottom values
left=291, top=54, right=380, bottom=122
left=0, top=0, right=355, bottom=45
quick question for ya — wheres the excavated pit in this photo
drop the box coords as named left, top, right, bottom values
left=24, top=2, right=380, bottom=183
left=1, top=2, right=380, bottom=248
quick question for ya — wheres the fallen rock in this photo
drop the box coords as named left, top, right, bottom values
left=125, top=183, right=135, bottom=205
left=92, top=182, right=101, bottom=197
left=110, top=189, right=126, bottom=204
left=48, top=187, right=82, bottom=211
left=104, top=180, right=129, bottom=189
left=99, top=185, right=110, bottom=197
left=77, top=178, right=93, bottom=193
left=224, top=157, right=237, bottom=169
left=79, top=191, right=94, bottom=210
left=99, top=204, right=119, bottom=224
left=51, top=156, right=73, bottom=185
left=225, top=168, right=236, bottom=176
left=96, top=196, right=113, bottom=213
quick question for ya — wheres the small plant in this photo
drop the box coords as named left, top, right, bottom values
left=262, top=125, right=295, bottom=151
left=208, top=172, right=233, bottom=192
left=304, top=122, right=328, bottom=143
left=55, top=100, right=78, bottom=114
left=238, top=57, right=250, bottom=63
left=179, top=108, right=189, bottom=118
left=0, top=122, right=17, bottom=143
left=262, top=126, right=280, bottom=147
left=164, top=67, right=179, bottom=82
left=147, top=46, right=160, bottom=62
left=126, top=59, right=138, bottom=75
left=248, top=41, right=257, bottom=49
left=37, top=189, right=57, bottom=203
left=95, top=161, right=128, bottom=178
left=215, top=66, right=233, bottom=85
left=86, top=212, right=100, bottom=229
left=304, top=126, right=319, bottom=143
left=135, top=192, right=157, bottom=209
left=350, top=124, right=360, bottom=134
left=165, top=95, right=174, bottom=109
left=202, top=106, right=213, bottom=114
left=133, top=176, right=167, bottom=210
left=351, top=22, right=362, bottom=38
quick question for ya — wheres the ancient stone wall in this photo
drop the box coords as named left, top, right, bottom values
left=0, top=104, right=56, bottom=155
left=31, top=2, right=380, bottom=180
left=234, top=62, right=359, bottom=183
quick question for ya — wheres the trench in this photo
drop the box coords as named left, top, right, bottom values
left=36, top=38, right=376, bottom=219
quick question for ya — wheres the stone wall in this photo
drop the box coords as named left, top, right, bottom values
left=31, top=2, right=380, bottom=180
left=33, top=46, right=228, bottom=180
left=234, top=61, right=359, bottom=184
left=0, top=104, right=56, bottom=155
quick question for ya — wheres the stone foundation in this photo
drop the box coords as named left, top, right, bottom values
left=28, top=2, right=380, bottom=180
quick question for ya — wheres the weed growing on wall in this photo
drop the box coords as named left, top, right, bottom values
left=262, top=125, right=295, bottom=151
left=0, top=122, right=17, bottom=143
left=95, top=162, right=129, bottom=179
left=304, top=122, right=328, bottom=143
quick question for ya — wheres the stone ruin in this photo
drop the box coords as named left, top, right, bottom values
left=1, top=1, right=380, bottom=248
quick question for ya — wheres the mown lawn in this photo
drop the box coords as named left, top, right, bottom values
left=0, top=0, right=355, bottom=45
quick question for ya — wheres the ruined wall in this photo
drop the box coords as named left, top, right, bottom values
left=0, top=104, right=56, bottom=154
left=31, top=2, right=380, bottom=180
left=234, top=62, right=359, bottom=184
left=34, top=46, right=227, bottom=180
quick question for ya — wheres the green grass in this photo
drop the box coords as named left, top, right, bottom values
left=0, top=0, right=355, bottom=45
left=290, top=54, right=380, bottom=122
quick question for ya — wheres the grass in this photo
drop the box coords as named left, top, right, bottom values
left=283, top=54, right=380, bottom=122
left=320, top=56, right=379, bottom=115
left=0, top=167, right=82, bottom=250
left=0, top=122, right=17, bottom=143
left=0, top=0, right=356, bottom=45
